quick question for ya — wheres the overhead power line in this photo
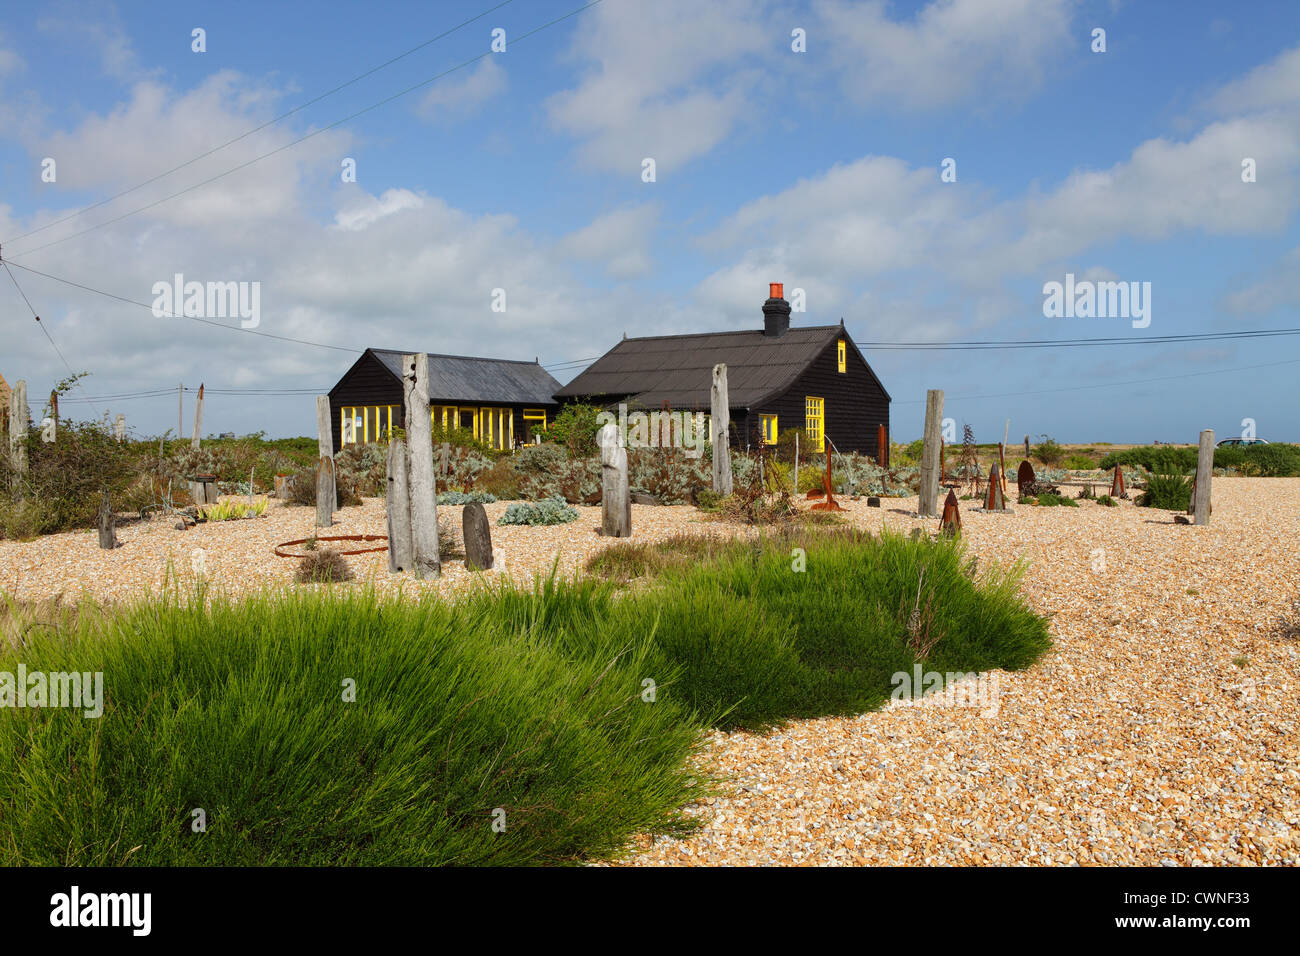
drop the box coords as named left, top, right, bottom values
left=1, top=0, right=517, bottom=249
left=3, top=0, right=607, bottom=259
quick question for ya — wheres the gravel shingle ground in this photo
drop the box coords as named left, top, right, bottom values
left=2, top=478, right=1296, bottom=865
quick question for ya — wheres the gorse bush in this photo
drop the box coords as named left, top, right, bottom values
left=295, top=547, right=354, bottom=584
left=1035, top=435, right=1064, bottom=466
left=498, top=497, right=579, bottom=526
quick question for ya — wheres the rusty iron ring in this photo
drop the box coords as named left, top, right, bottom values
left=274, top=534, right=390, bottom=558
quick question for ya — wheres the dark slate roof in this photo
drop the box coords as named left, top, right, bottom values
left=555, top=325, right=855, bottom=409
left=368, top=349, right=561, bottom=405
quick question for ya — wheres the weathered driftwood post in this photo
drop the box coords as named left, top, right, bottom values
left=998, top=442, right=1007, bottom=495
left=403, top=354, right=440, bottom=579
left=711, top=364, right=732, bottom=495
left=1194, top=429, right=1214, bottom=526
left=939, top=438, right=945, bottom=481
left=315, top=457, right=334, bottom=527
left=97, top=489, right=117, bottom=549
left=114, top=413, right=126, bottom=442
left=315, top=393, right=335, bottom=503
left=462, top=501, right=495, bottom=570
left=1024, top=435, right=1030, bottom=459
left=8, top=379, right=27, bottom=498
left=385, top=438, right=413, bottom=573
left=878, top=423, right=888, bottom=468
left=599, top=422, right=631, bottom=537
left=191, top=383, right=204, bottom=449
left=918, top=389, right=944, bottom=517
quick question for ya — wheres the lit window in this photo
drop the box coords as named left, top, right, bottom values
left=805, top=397, right=824, bottom=452
left=837, top=339, right=846, bottom=373
left=760, top=414, right=778, bottom=445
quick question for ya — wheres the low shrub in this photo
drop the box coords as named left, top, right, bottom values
left=1062, top=454, right=1096, bottom=470
left=498, top=497, right=579, bottom=526
left=1026, top=493, right=1078, bottom=507
left=1035, top=435, right=1064, bottom=467
left=474, top=458, right=521, bottom=500
left=1096, top=494, right=1118, bottom=507
left=285, top=468, right=362, bottom=508
left=1138, top=472, right=1193, bottom=510
left=295, top=548, right=354, bottom=584
left=437, top=490, right=497, bottom=505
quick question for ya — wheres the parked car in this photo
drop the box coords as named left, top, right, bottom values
left=1216, top=437, right=1270, bottom=447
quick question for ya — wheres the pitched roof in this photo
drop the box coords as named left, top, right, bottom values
left=555, top=325, right=877, bottom=409
left=366, top=349, right=561, bottom=406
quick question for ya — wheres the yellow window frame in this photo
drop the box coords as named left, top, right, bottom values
left=837, top=339, right=846, bottom=373
left=760, top=414, right=778, bottom=445
left=805, top=396, right=824, bottom=452
left=522, top=408, right=547, bottom=435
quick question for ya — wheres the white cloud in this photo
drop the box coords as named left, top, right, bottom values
left=36, top=4, right=149, bottom=81
left=546, top=0, right=773, bottom=172
left=814, top=0, right=1074, bottom=110
left=1220, top=245, right=1300, bottom=316
left=557, top=203, right=660, bottom=279
left=417, top=57, right=507, bottom=122
left=1205, top=45, right=1300, bottom=115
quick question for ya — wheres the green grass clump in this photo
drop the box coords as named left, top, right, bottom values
left=585, top=526, right=1052, bottom=730
left=1096, top=494, right=1118, bottom=507
left=1138, top=472, right=1193, bottom=510
left=1, top=527, right=1052, bottom=865
left=201, top=499, right=269, bottom=521
left=0, top=587, right=705, bottom=866
left=1062, top=454, right=1096, bottom=470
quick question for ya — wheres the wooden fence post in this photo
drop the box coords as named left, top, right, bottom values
left=403, top=354, right=440, bottom=579
left=877, top=423, right=888, bottom=468
left=1194, top=429, right=1214, bottom=526
left=315, top=456, right=334, bottom=528
left=711, top=364, right=732, bottom=495
left=918, top=389, right=944, bottom=517
left=8, top=379, right=27, bottom=499
left=1024, top=435, right=1030, bottom=459
left=599, top=422, right=631, bottom=537
left=385, top=438, right=413, bottom=573
left=114, top=413, right=126, bottom=442
left=191, top=384, right=204, bottom=449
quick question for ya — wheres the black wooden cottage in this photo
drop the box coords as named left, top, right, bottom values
left=327, top=348, right=562, bottom=452
left=554, top=284, right=891, bottom=457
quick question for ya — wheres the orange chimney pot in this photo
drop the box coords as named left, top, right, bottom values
left=770, top=282, right=783, bottom=299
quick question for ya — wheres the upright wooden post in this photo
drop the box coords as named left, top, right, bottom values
left=178, top=383, right=183, bottom=442
left=998, top=442, right=1007, bottom=494
left=711, top=364, right=732, bottom=495
left=1194, top=429, right=1214, bottom=526
left=1024, top=435, right=1030, bottom=459
left=315, top=457, right=334, bottom=528
left=794, top=432, right=799, bottom=492
left=315, top=395, right=335, bottom=507
left=918, top=389, right=944, bottom=516
left=8, top=379, right=27, bottom=498
left=599, top=422, right=631, bottom=537
left=97, top=490, right=117, bottom=549
left=385, top=438, right=413, bottom=573
left=403, top=354, right=440, bottom=579
left=114, top=413, right=126, bottom=442
left=191, top=383, right=204, bottom=449
left=940, top=439, right=946, bottom=481
left=877, top=423, right=888, bottom=468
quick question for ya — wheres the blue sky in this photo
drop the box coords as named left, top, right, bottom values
left=1, top=0, right=1298, bottom=443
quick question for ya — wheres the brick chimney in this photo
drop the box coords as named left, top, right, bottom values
left=763, top=282, right=790, bottom=337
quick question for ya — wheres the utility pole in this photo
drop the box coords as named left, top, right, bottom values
left=177, top=383, right=183, bottom=443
